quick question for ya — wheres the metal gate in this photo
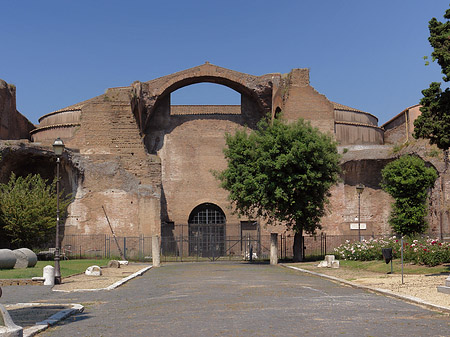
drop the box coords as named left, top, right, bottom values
left=188, top=203, right=227, bottom=259
left=188, top=223, right=225, bottom=258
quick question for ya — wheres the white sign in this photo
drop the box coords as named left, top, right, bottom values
left=350, top=223, right=366, bottom=230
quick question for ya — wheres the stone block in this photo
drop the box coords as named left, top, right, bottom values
left=317, top=261, right=328, bottom=268
left=18, top=248, right=37, bottom=267
left=107, top=260, right=120, bottom=268
left=437, top=286, right=450, bottom=295
left=0, top=249, right=16, bottom=269
left=445, top=276, right=450, bottom=287
left=12, top=249, right=28, bottom=269
left=85, top=265, right=102, bottom=276
left=331, top=260, right=340, bottom=268
left=325, top=255, right=335, bottom=266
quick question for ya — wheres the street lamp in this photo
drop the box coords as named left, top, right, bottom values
left=52, top=137, right=65, bottom=284
left=356, top=183, right=365, bottom=242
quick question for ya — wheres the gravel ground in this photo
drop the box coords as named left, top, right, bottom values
left=52, top=264, right=148, bottom=291
left=291, top=262, right=450, bottom=309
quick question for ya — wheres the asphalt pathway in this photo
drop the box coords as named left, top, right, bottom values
left=1, top=262, right=449, bottom=336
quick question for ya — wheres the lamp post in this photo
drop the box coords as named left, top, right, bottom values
left=52, top=137, right=65, bottom=284
left=356, top=183, right=365, bottom=242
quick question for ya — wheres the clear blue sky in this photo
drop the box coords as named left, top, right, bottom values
left=1, top=0, right=449, bottom=125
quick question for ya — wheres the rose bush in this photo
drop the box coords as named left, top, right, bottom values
left=334, top=236, right=450, bottom=266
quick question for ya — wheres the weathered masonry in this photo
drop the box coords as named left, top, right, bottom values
left=1, top=63, right=449, bottom=253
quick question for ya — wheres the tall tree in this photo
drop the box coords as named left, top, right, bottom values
left=217, top=117, right=341, bottom=261
left=381, top=155, right=437, bottom=236
left=0, top=173, right=71, bottom=248
left=414, top=6, right=450, bottom=239
left=414, top=6, right=450, bottom=155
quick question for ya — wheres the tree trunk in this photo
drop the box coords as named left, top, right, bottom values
left=293, top=231, right=303, bottom=262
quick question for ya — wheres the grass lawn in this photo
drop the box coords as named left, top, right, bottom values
left=0, top=259, right=110, bottom=279
left=292, top=259, right=450, bottom=275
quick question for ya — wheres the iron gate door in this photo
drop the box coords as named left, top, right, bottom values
left=189, top=223, right=225, bottom=257
left=188, top=203, right=226, bottom=258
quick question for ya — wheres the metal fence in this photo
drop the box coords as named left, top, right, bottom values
left=56, top=232, right=410, bottom=262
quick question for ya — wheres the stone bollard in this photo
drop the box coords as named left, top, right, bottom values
left=43, top=265, right=55, bottom=286
left=107, top=260, right=120, bottom=268
left=152, top=235, right=161, bottom=267
left=270, top=233, right=278, bottom=265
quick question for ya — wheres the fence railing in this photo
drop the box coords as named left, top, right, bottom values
left=54, top=232, right=418, bottom=261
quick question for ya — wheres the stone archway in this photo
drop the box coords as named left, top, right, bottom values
left=131, top=62, right=277, bottom=133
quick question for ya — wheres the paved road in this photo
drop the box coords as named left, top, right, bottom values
left=1, top=262, right=449, bottom=336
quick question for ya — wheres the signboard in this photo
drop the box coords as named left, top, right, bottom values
left=350, top=223, right=366, bottom=230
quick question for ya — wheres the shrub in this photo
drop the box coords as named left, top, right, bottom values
left=334, top=236, right=450, bottom=266
left=0, top=173, right=71, bottom=248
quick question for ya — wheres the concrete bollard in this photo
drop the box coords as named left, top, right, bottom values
left=152, top=235, right=161, bottom=267
left=270, top=233, right=278, bottom=265
left=43, top=265, right=55, bottom=286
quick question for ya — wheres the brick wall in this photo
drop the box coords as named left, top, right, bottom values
left=0, top=80, right=35, bottom=140
left=282, top=69, right=335, bottom=135
left=63, top=87, right=161, bottom=237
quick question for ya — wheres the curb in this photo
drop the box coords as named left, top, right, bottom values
left=282, top=265, right=450, bottom=314
left=3, top=303, right=84, bottom=337
left=52, top=265, right=152, bottom=293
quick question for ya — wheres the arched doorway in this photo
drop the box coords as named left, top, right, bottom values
left=188, top=203, right=226, bottom=258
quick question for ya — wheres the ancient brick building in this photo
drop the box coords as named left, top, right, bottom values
left=1, top=63, right=448, bottom=255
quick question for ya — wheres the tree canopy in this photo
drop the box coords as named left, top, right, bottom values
left=0, top=173, right=71, bottom=248
left=381, top=155, right=437, bottom=236
left=217, top=117, right=341, bottom=259
left=414, top=6, right=450, bottom=151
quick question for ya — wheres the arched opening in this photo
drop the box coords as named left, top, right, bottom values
left=144, top=80, right=262, bottom=155
left=274, top=106, right=282, bottom=119
left=171, top=82, right=241, bottom=105
left=0, top=148, right=79, bottom=248
left=188, top=203, right=226, bottom=257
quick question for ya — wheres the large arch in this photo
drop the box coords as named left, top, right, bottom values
left=131, top=63, right=277, bottom=133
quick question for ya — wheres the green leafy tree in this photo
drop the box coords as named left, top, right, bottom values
left=0, top=173, right=71, bottom=248
left=217, top=117, right=341, bottom=261
left=414, top=6, right=450, bottom=156
left=381, top=155, right=437, bottom=236
left=413, top=6, right=450, bottom=239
